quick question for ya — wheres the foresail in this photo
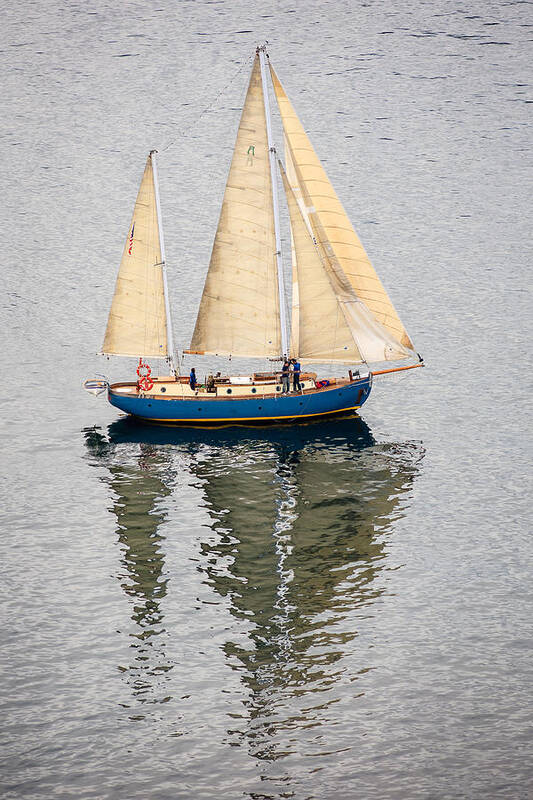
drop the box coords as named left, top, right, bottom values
left=271, top=65, right=416, bottom=357
left=102, top=154, right=167, bottom=358
left=189, top=54, right=281, bottom=359
left=284, top=143, right=414, bottom=364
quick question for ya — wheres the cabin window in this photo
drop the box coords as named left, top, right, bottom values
left=226, top=388, right=232, bottom=394
left=160, top=387, right=166, bottom=393
left=251, top=388, right=257, bottom=394
left=276, top=385, right=281, bottom=392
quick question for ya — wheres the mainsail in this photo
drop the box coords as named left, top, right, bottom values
left=102, top=153, right=168, bottom=358
left=270, top=65, right=415, bottom=359
left=189, top=54, right=281, bottom=359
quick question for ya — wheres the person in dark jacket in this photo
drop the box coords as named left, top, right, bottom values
left=281, top=359, right=290, bottom=394
left=292, top=359, right=301, bottom=392
left=189, top=368, right=197, bottom=391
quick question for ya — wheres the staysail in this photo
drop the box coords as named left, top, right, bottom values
left=281, top=163, right=364, bottom=363
left=271, top=65, right=415, bottom=358
left=102, top=153, right=168, bottom=358
left=286, top=140, right=302, bottom=358
left=189, top=54, right=281, bottom=359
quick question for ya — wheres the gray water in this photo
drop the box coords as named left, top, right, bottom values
left=2, top=1, right=532, bottom=798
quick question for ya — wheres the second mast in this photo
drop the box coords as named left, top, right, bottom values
left=258, top=45, right=289, bottom=358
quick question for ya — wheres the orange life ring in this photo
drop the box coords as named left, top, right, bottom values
left=136, top=358, right=151, bottom=379
left=138, top=376, right=154, bottom=392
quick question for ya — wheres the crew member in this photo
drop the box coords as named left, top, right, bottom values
left=189, top=367, right=197, bottom=391
left=292, top=359, right=301, bottom=392
left=281, top=359, right=290, bottom=394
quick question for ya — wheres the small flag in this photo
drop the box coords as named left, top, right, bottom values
left=128, top=222, right=135, bottom=255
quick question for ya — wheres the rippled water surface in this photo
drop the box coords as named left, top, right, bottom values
left=2, top=1, right=532, bottom=798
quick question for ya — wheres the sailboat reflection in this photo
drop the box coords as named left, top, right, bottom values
left=83, top=426, right=174, bottom=710
left=85, top=416, right=423, bottom=757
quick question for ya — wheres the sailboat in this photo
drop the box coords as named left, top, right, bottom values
left=84, top=46, right=423, bottom=425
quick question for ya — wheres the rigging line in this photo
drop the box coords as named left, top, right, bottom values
left=159, top=53, right=254, bottom=154
left=332, top=297, right=341, bottom=372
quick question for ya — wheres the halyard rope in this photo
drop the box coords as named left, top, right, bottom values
left=160, top=53, right=254, bottom=153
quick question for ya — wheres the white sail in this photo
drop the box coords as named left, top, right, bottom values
left=271, top=65, right=416, bottom=358
left=102, top=154, right=167, bottom=358
left=286, top=139, right=302, bottom=358
left=284, top=141, right=414, bottom=363
left=189, top=54, right=281, bottom=359
left=281, top=163, right=364, bottom=363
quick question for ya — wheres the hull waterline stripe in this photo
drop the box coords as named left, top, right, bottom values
left=137, top=405, right=361, bottom=423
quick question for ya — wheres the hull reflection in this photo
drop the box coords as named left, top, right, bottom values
left=104, top=412, right=375, bottom=449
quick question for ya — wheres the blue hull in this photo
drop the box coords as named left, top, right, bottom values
left=108, top=377, right=372, bottom=426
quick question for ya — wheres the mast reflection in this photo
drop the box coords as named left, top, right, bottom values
left=83, top=426, right=173, bottom=710
left=183, top=418, right=422, bottom=760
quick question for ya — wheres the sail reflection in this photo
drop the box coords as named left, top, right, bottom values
left=83, top=426, right=174, bottom=710
left=88, top=416, right=423, bottom=760
left=184, top=419, right=422, bottom=759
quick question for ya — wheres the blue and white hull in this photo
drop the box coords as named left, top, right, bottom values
left=107, top=375, right=372, bottom=425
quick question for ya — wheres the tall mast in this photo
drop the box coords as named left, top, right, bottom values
left=257, top=45, right=289, bottom=358
left=150, top=150, right=178, bottom=376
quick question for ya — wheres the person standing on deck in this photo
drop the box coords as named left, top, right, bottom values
left=292, top=359, right=301, bottom=392
left=281, top=359, right=290, bottom=394
left=189, top=368, right=197, bottom=391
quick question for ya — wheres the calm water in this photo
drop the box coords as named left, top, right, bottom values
left=2, top=1, right=532, bottom=798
